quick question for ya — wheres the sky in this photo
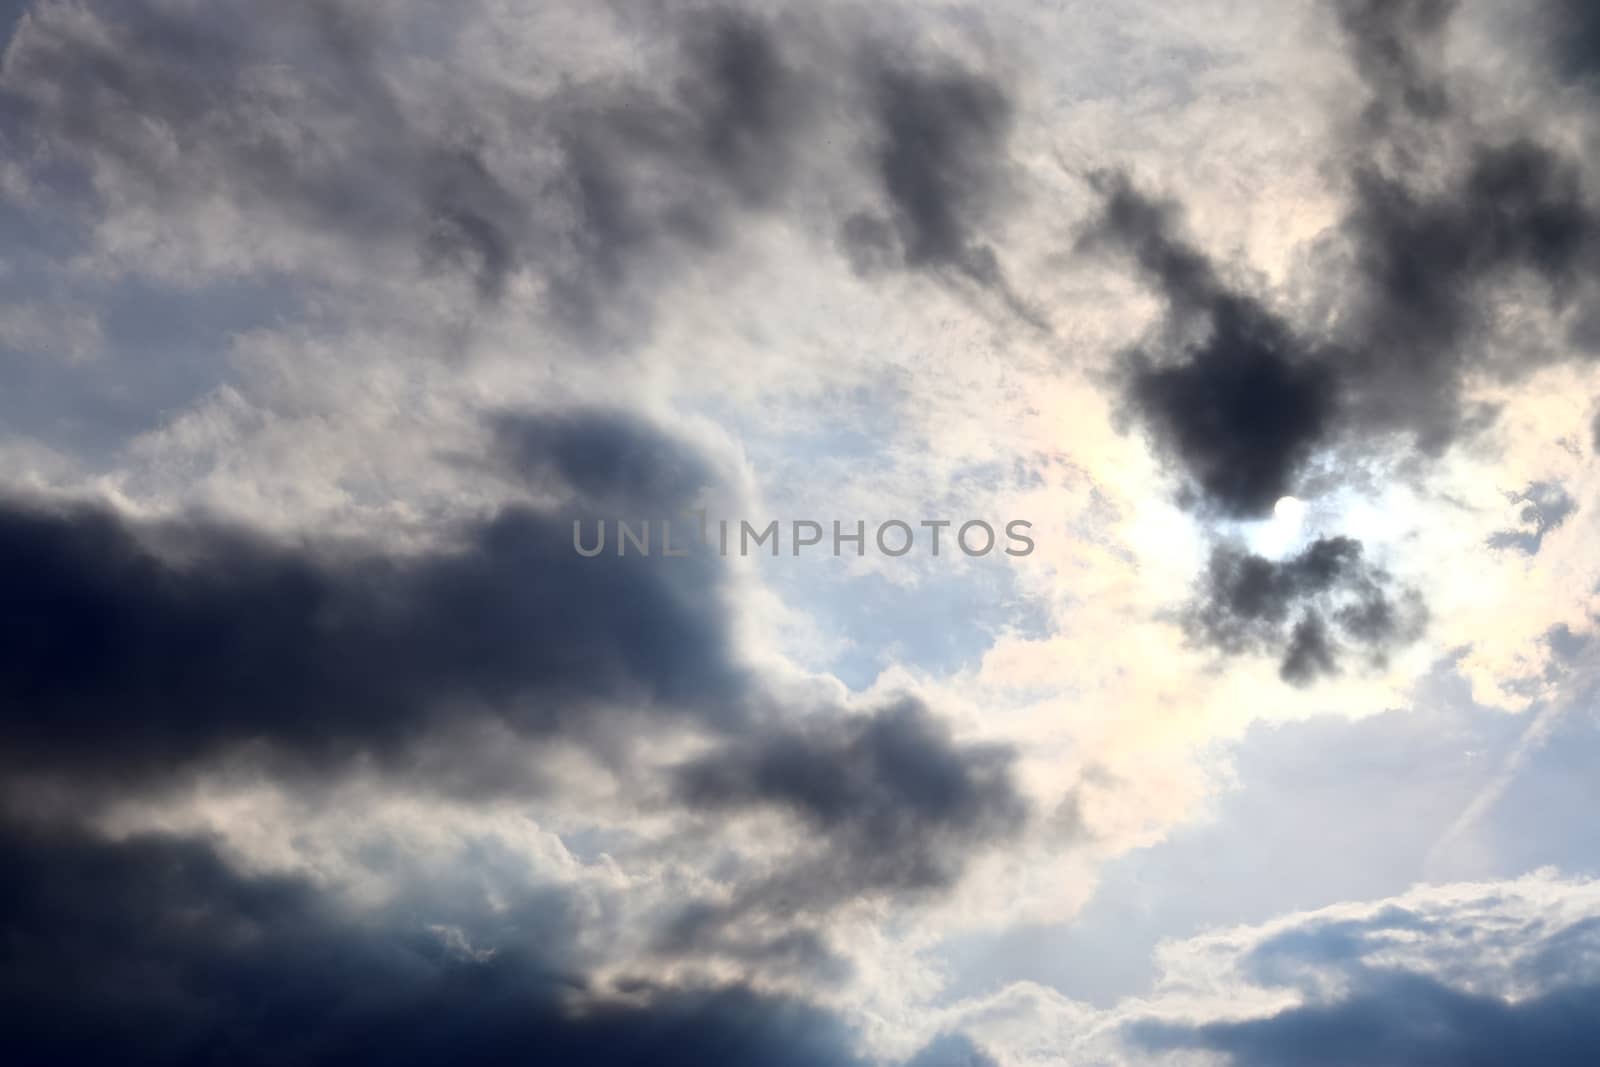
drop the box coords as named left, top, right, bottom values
left=1, top=0, right=1599, bottom=1064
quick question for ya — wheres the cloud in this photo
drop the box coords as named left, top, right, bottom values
left=1186, top=537, right=1427, bottom=684
left=1545, top=0, right=1600, bottom=86
left=3, top=1, right=1597, bottom=1061
left=489, top=407, right=722, bottom=514
left=539, top=6, right=823, bottom=336
left=1087, top=174, right=1339, bottom=519
left=850, top=63, right=1012, bottom=285
left=1141, top=971, right=1600, bottom=1066
left=1336, top=138, right=1598, bottom=453
left=0, top=817, right=891, bottom=1067
left=1087, top=0, right=1600, bottom=517
left=840, top=53, right=1042, bottom=326
left=1330, top=0, right=1454, bottom=128
left=0, top=410, right=748, bottom=797
left=0, top=405, right=1024, bottom=960
left=2, top=0, right=522, bottom=294
left=0, top=1, right=820, bottom=322
left=652, top=907, right=856, bottom=985
left=1311, top=0, right=1600, bottom=457
left=674, top=698, right=1028, bottom=917
left=1486, top=481, right=1577, bottom=556
left=1126, top=873, right=1600, bottom=1066
left=1544, top=622, right=1593, bottom=666
left=3, top=0, right=1034, bottom=342
left=672, top=10, right=813, bottom=208
left=0, top=814, right=1013, bottom=1065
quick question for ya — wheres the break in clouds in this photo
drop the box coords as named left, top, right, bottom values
left=1, top=0, right=1599, bottom=1065
left=1084, top=0, right=1600, bottom=677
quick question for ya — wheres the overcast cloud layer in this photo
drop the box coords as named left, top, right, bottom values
left=2, top=1, right=1600, bottom=1064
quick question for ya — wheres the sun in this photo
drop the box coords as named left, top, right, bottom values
left=1273, top=496, right=1308, bottom=524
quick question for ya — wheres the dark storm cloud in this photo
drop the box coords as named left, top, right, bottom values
left=1090, top=0, right=1600, bottom=518
left=1337, top=138, right=1599, bottom=452
left=1092, top=142, right=1600, bottom=516
left=673, top=698, right=1028, bottom=913
left=645, top=701, right=1030, bottom=973
left=0, top=819, right=892, bottom=1067
left=1486, top=481, right=1577, bottom=556
left=1, top=406, right=1020, bottom=930
left=1544, top=0, right=1600, bottom=86
left=1187, top=537, right=1427, bottom=685
left=1088, top=175, right=1340, bottom=518
left=1319, top=0, right=1600, bottom=454
left=0, top=411, right=746, bottom=796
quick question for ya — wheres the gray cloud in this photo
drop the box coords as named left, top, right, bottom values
left=538, top=7, right=823, bottom=337
left=652, top=907, right=855, bottom=984
left=1332, top=0, right=1454, bottom=129
left=1545, top=622, right=1593, bottom=666
left=841, top=55, right=1040, bottom=324
left=852, top=63, right=1011, bottom=284
left=490, top=407, right=720, bottom=514
left=1087, top=173, right=1340, bottom=519
left=673, top=698, right=1028, bottom=914
left=0, top=1, right=819, bottom=324
left=1545, top=0, right=1600, bottom=86
left=1336, top=138, right=1598, bottom=453
left=1317, top=0, right=1600, bottom=456
left=0, top=816, right=1004, bottom=1066
left=65, top=0, right=577, bottom=297
left=2, top=0, right=524, bottom=293
left=1187, top=537, right=1428, bottom=685
left=3, top=0, right=1031, bottom=345
left=1089, top=0, right=1600, bottom=518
